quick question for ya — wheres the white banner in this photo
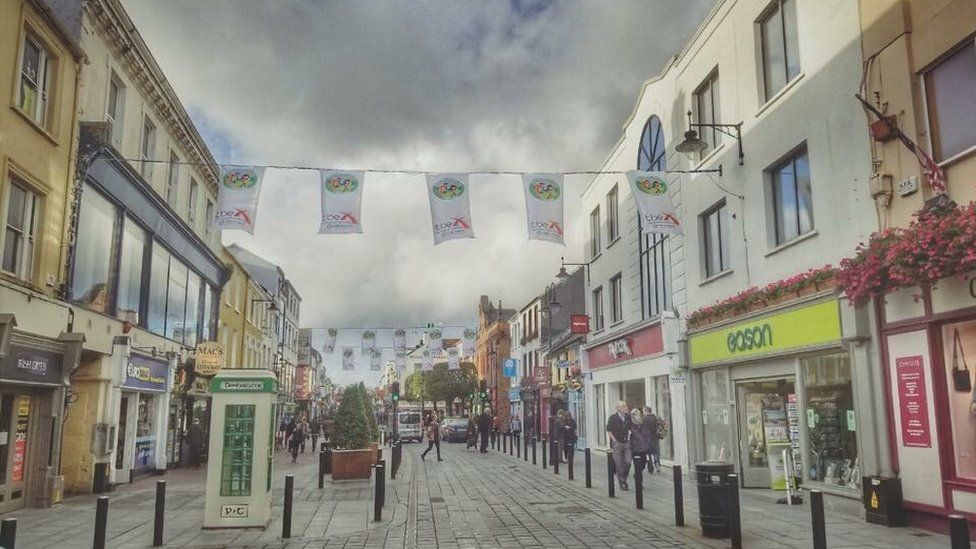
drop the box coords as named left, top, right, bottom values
left=462, top=328, right=476, bottom=357
left=341, top=347, right=355, bottom=370
left=395, top=352, right=406, bottom=372
left=322, top=328, right=338, bottom=354
left=426, top=173, right=475, bottom=244
left=214, top=166, right=265, bottom=234
left=370, top=349, right=382, bottom=371
left=394, top=329, right=407, bottom=354
left=362, top=330, right=376, bottom=353
left=448, top=347, right=460, bottom=370
left=523, top=173, right=565, bottom=245
left=427, top=329, right=442, bottom=353
left=319, top=170, right=365, bottom=234
left=626, top=170, right=682, bottom=235
left=421, top=349, right=434, bottom=371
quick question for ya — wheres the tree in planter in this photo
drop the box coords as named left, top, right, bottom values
left=332, top=385, right=371, bottom=450
left=358, top=383, right=380, bottom=442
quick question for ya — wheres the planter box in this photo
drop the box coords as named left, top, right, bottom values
left=369, top=442, right=380, bottom=465
left=331, top=449, right=374, bottom=480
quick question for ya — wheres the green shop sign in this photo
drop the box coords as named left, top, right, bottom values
left=211, top=378, right=277, bottom=393
left=689, top=300, right=841, bottom=367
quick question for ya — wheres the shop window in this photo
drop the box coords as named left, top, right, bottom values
left=943, top=320, right=976, bottom=481
left=651, top=375, right=673, bottom=461
left=147, top=244, right=170, bottom=335
left=71, top=185, right=118, bottom=313
left=768, top=146, right=813, bottom=245
left=184, top=271, right=201, bottom=347
left=165, top=260, right=188, bottom=343
left=134, top=393, right=156, bottom=470
left=759, top=0, right=800, bottom=101
left=924, top=40, right=976, bottom=162
left=700, top=368, right=733, bottom=462
left=2, top=178, right=41, bottom=281
left=116, top=217, right=146, bottom=325
left=594, top=384, right=606, bottom=447
left=802, top=352, right=859, bottom=489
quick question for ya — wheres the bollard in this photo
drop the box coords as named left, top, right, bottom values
left=378, top=459, right=387, bottom=507
left=568, top=450, right=574, bottom=480
left=283, top=475, right=294, bottom=539
left=376, top=447, right=383, bottom=463
left=503, top=432, right=508, bottom=453
left=516, top=434, right=521, bottom=458
left=554, top=448, right=560, bottom=475
left=532, top=437, right=537, bottom=465
left=93, top=496, right=109, bottom=549
left=391, top=443, right=398, bottom=480
left=673, top=465, right=684, bottom=526
left=728, top=473, right=741, bottom=549
left=950, top=514, right=970, bottom=549
left=152, top=480, right=166, bottom=547
left=635, top=465, right=644, bottom=509
left=585, top=448, right=592, bottom=488
left=0, top=518, right=16, bottom=549
left=607, top=451, right=616, bottom=498
left=319, top=451, right=327, bottom=488
left=321, top=441, right=327, bottom=452
left=810, top=490, right=826, bottom=549
left=542, top=436, right=548, bottom=469
left=374, top=463, right=385, bottom=522
left=509, top=433, right=514, bottom=456
left=324, top=447, right=332, bottom=475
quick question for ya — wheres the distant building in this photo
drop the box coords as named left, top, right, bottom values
left=475, top=296, right=515, bottom=426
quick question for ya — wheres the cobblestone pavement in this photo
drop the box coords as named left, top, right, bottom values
left=0, top=441, right=961, bottom=548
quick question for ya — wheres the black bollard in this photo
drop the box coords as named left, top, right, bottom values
left=391, top=443, right=398, bottom=480
left=0, top=518, right=16, bottom=549
left=568, top=450, right=574, bottom=480
left=319, top=451, right=327, bottom=488
left=950, top=514, right=971, bottom=549
left=728, top=473, right=741, bottom=549
left=542, top=436, right=548, bottom=469
left=325, top=447, right=332, bottom=475
left=93, top=496, right=108, bottom=549
left=283, top=475, right=294, bottom=539
left=523, top=435, right=528, bottom=462
left=509, top=432, right=514, bottom=456
left=635, top=464, right=644, bottom=509
left=607, top=451, right=616, bottom=498
left=673, top=465, right=684, bottom=526
left=374, top=463, right=385, bottom=522
left=516, top=434, right=521, bottom=458
left=554, top=448, right=560, bottom=475
left=585, top=448, right=592, bottom=488
left=152, top=480, right=166, bottom=547
left=378, top=459, right=387, bottom=507
left=532, top=437, right=537, bottom=465
left=810, top=490, right=826, bottom=549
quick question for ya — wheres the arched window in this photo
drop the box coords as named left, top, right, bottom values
left=637, top=115, right=667, bottom=172
left=636, top=115, right=672, bottom=320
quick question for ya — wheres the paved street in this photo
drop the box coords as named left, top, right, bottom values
left=1, top=441, right=961, bottom=548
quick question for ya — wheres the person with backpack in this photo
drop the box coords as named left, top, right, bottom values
left=421, top=412, right=443, bottom=462
left=630, top=408, right=653, bottom=475
left=288, top=418, right=305, bottom=463
left=644, top=406, right=666, bottom=473
left=561, top=411, right=578, bottom=463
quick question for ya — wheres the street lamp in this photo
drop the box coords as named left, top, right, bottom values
left=556, top=256, right=597, bottom=282
left=676, top=110, right=744, bottom=165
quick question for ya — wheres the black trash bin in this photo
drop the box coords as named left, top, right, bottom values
left=696, top=462, right=735, bottom=538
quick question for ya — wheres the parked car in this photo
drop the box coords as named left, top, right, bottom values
left=440, top=417, right=469, bottom=443
left=397, top=411, right=423, bottom=443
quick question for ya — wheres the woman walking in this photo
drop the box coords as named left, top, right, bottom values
left=421, top=412, right=443, bottom=462
left=629, top=408, right=653, bottom=476
left=644, top=407, right=663, bottom=473
left=561, top=411, right=578, bottom=463
left=551, top=409, right=566, bottom=463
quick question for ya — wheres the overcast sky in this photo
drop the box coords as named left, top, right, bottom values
left=124, top=0, right=715, bottom=385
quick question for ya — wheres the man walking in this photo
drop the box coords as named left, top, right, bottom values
left=478, top=408, right=491, bottom=453
left=606, top=401, right=633, bottom=491
left=421, top=412, right=443, bottom=462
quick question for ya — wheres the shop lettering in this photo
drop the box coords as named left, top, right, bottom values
left=726, top=324, right=774, bottom=353
left=16, top=357, right=47, bottom=376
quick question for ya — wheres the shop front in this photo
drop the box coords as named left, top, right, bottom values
left=115, top=353, right=170, bottom=483
left=689, top=298, right=868, bottom=496
left=877, top=272, right=976, bottom=528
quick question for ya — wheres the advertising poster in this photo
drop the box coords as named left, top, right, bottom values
left=394, top=329, right=407, bottom=354
left=522, top=173, right=564, bottom=244
left=625, top=170, right=682, bottom=235
left=896, top=355, right=932, bottom=447
left=341, top=347, right=356, bottom=370
left=319, top=169, right=365, bottom=234
left=370, top=349, right=383, bottom=371
left=214, top=166, right=265, bottom=233
left=421, top=350, right=434, bottom=371
left=361, top=330, right=376, bottom=354
left=426, top=173, right=475, bottom=244
left=427, top=329, right=443, bottom=353
left=11, top=395, right=30, bottom=482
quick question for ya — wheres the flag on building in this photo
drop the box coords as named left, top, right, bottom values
left=522, top=173, right=564, bottom=245
left=626, top=170, right=682, bottom=235
left=319, top=170, right=365, bottom=234
left=912, top=146, right=947, bottom=193
left=426, top=173, right=475, bottom=244
left=214, top=166, right=265, bottom=233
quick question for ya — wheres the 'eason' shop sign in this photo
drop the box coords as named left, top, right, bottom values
left=688, top=300, right=842, bottom=367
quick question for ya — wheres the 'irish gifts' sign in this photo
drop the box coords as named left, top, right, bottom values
left=896, top=355, right=931, bottom=448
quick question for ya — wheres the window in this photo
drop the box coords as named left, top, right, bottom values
left=760, top=0, right=800, bottom=100
left=607, top=186, right=619, bottom=243
left=2, top=179, right=40, bottom=280
left=610, top=274, right=623, bottom=324
left=925, top=40, right=976, bottom=161
left=595, top=384, right=607, bottom=447
left=166, top=151, right=179, bottom=205
left=107, top=74, right=124, bottom=145
left=141, top=118, right=156, bottom=180
left=802, top=352, right=858, bottom=488
left=204, top=199, right=214, bottom=242
left=116, top=218, right=146, bottom=324
left=165, top=260, right=188, bottom=342
left=589, top=206, right=601, bottom=258
left=592, top=286, right=604, bottom=331
left=184, top=271, right=201, bottom=347
left=694, top=70, right=722, bottom=154
left=148, top=244, right=169, bottom=335
left=701, top=200, right=730, bottom=277
left=769, top=148, right=813, bottom=245
left=187, top=178, right=199, bottom=225
left=71, top=185, right=118, bottom=313
left=700, top=368, right=732, bottom=461
left=18, top=33, right=51, bottom=127
left=650, top=375, right=673, bottom=460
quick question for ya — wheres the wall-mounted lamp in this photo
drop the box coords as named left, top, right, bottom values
left=676, top=110, right=744, bottom=165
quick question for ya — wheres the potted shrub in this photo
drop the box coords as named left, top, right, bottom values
left=357, top=383, right=381, bottom=463
left=330, top=386, right=374, bottom=480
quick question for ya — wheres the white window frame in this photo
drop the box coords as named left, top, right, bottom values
left=592, top=286, right=604, bottom=332
left=606, top=185, right=619, bottom=243
left=609, top=274, right=623, bottom=324
left=187, top=177, right=199, bottom=225
left=106, top=72, right=125, bottom=146
left=17, top=32, right=52, bottom=127
left=589, top=206, right=601, bottom=259
left=758, top=0, right=801, bottom=101
left=141, top=117, right=157, bottom=180
left=700, top=199, right=730, bottom=278
left=1, top=178, right=41, bottom=281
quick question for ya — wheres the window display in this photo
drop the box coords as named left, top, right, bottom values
left=700, top=369, right=732, bottom=462
left=943, top=320, right=976, bottom=481
left=802, top=352, right=859, bottom=489
left=651, top=375, right=673, bottom=460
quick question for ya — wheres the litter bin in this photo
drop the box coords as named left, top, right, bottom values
left=696, top=462, right=735, bottom=538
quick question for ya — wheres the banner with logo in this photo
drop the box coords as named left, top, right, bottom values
left=448, top=347, right=460, bottom=370
left=362, top=330, right=376, bottom=353
left=421, top=349, right=434, bottom=371
left=395, top=352, right=406, bottom=372
left=341, top=347, right=355, bottom=370
left=427, top=328, right=442, bottom=353
left=426, top=173, right=474, bottom=245
left=462, top=328, right=476, bottom=356
left=319, top=170, right=365, bottom=234
left=522, top=173, right=564, bottom=245
left=370, top=349, right=383, bottom=371
left=214, top=166, right=265, bottom=233
left=626, top=170, right=682, bottom=235
left=394, top=328, right=407, bottom=354
left=323, top=328, right=338, bottom=354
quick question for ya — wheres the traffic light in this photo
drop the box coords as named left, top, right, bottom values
left=391, top=381, right=400, bottom=403
left=479, top=379, right=488, bottom=400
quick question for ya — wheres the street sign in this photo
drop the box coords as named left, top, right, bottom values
left=503, top=358, right=518, bottom=377
left=570, top=315, right=590, bottom=334
left=195, top=341, right=225, bottom=376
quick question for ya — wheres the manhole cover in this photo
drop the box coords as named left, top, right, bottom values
left=430, top=497, right=445, bottom=503
left=554, top=505, right=591, bottom=514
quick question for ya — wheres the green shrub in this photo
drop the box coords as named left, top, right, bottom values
left=358, top=383, right=380, bottom=441
left=332, top=386, right=371, bottom=450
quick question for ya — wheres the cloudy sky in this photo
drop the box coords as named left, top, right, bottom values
left=125, top=0, right=715, bottom=385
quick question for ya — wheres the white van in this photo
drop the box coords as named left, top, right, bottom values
left=397, top=411, right=423, bottom=443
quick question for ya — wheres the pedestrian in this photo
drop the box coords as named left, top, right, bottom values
left=629, top=408, right=652, bottom=476
left=478, top=409, right=491, bottom=453
left=524, top=412, right=535, bottom=441
left=289, top=419, right=305, bottom=463
left=299, top=416, right=310, bottom=453
left=310, top=416, right=322, bottom=452
left=561, top=411, right=578, bottom=463
left=510, top=414, right=522, bottom=439
left=606, top=401, right=633, bottom=491
left=491, top=413, right=501, bottom=446
left=552, top=409, right=566, bottom=463
left=466, top=416, right=478, bottom=451
left=421, top=412, right=443, bottom=461
left=186, top=419, right=205, bottom=468
left=644, top=406, right=664, bottom=473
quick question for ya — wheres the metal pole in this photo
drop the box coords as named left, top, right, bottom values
left=532, top=436, right=537, bottom=465
left=391, top=442, right=399, bottom=480
left=554, top=445, right=560, bottom=475
left=508, top=432, right=513, bottom=456
left=950, top=514, right=971, bottom=549
left=810, top=490, right=826, bottom=549
left=607, top=450, right=615, bottom=498
left=516, top=433, right=520, bottom=458
left=568, top=448, right=574, bottom=480
left=152, top=480, right=166, bottom=547
left=319, top=450, right=327, bottom=488
left=325, top=446, right=332, bottom=474
left=374, top=464, right=385, bottom=522
left=0, top=518, right=17, bottom=549
left=378, top=459, right=387, bottom=507
left=523, top=435, right=528, bottom=462
left=542, top=435, right=548, bottom=469
left=673, top=465, right=684, bottom=526
left=635, top=463, right=643, bottom=509
left=585, top=448, right=592, bottom=488
left=93, top=496, right=109, bottom=549
left=728, top=473, right=741, bottom=549
left=283, top=475, right=294, bottom=539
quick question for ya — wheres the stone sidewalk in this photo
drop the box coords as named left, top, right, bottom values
left=0, top=440, right=965, bottom=548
